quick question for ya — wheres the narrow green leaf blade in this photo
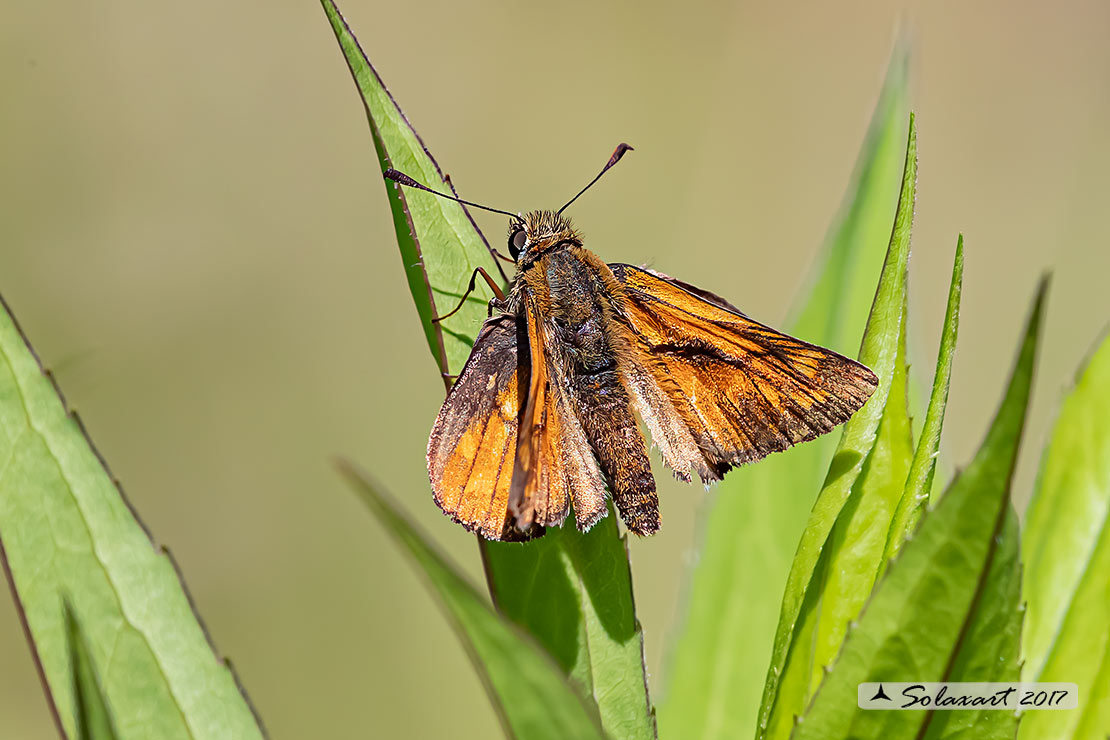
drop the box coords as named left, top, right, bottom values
left=1020, top=330, right=1110, bottom=740
left=922, top=505, right=1022, bottom=740
left=759, top=112, right=918, bottom=740
left=322, top=0, right=503, bottom=378
left=798, top=295, right=913, bottom=709
left=794, top=236, right=963, bottom=722
left=483, top=511, right=656, bottom=740
left=0, top=294, right=264, bottom=739
left=884, top=236, right=964, bottom=563
left=64, top=601, right=120, bottom=740
left=321, top=5, right=656, bottom=734
left=659, top=48, right=909, bottom=740
left=792, top=279, right=1045, bottom=740
left=338, top=463, right=608, bottom=740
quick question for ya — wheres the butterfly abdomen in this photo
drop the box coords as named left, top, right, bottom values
left=573, top=367, right=659, bottom=536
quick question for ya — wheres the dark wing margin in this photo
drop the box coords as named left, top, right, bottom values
left=608, top=263, right=878, bottom=482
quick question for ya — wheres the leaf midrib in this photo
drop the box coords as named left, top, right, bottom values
left=913, top=497, right=1014, bottom=740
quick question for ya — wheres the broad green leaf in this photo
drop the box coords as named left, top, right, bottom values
left=322, top=4, right=655, bottom=735
left=322, top=0, right=506, bottom=379
left=792, top=279, right=1045, bottom=740
left=884, top=236, right=964, bottom=563
left=1020, top=330, right=1110, bottom=740
left=659, top=47, right=909, bottom=740
left=922, top=505, right=1022, bottom=740
left=337, top=463, right=608, bottom=740
left=0, top=295, right=264, bottom=739
left=64, top=600, right=120, bottom=740
left=483, top=508, right=655, bottom=740
left=759, top=113, right=917, bottom=740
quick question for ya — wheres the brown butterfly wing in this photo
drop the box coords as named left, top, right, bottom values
left=507, top=299, right=556, bottom=531
left=608, top=264, right=878, bottom=482
left=426, top=314, right=533, bottom=540
left=427, top=309, right=607, bottom=541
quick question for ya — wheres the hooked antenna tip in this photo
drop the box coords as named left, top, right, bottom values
left=609, top=143, right=634, bottom=167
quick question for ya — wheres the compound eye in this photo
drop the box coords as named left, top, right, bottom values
left=509, top=228, right=527, bottom=259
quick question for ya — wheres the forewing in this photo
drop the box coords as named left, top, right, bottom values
left=609, top=263, right=878, bottom=481
left=629, top=266, right=745, bottom=314
left=507, top=300, right=552, bottom=530
left=427, top=314, right=532, bottom=541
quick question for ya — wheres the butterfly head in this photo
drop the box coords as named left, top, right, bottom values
left=507, top=211, right=581, bottom=264
left=382, top=142, right=631, bottom=266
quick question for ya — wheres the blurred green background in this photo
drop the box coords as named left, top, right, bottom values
left=2, top=1, right=1108, bottom=737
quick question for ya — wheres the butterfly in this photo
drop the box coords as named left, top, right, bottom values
left=386, top=144, right=878, bottom=541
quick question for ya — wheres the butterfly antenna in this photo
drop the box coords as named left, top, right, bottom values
left=383, top=169, right=519, bottom=219
left=557, top=142, right=634, bottom=215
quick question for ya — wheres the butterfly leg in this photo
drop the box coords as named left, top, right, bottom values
left=432, top=267, right=506, bottom=323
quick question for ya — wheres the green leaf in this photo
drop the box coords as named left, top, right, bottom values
left=922, top=505, right=1022, bottom=740
left=322, top=5, right=655, bottom=736
left=758, top=112, right=917, bottom=740
left=798, top=291, right=913, bottom=705
left=337, top=462, right=608, bottom=740
left=659, top=47, right=909, bottom=740
left=64, top=600, right=120, bottom=740
left=1020, top=329, right=1110, bottom=740
left=321, top=0, right=506, bottom=379
left=790, top=233, right=963, bottom=735
left=0, top=294, right=264, bottom=739
left=884, top=235, right=964, bottom=563
left=483, top=510, right=655, bottom=740
left=792, top=278, right=1046, bottom=740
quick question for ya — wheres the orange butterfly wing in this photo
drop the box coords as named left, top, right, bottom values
left=426, top=315, right=524, bottom=540
left=427, top=309, right=608, bottom=540
left=609, top=264, right=879, bottom=482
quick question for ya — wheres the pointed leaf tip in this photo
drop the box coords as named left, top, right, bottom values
left=321, top=0, right=502, bottom=375
left=883, top=233, right=964, bottom=562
